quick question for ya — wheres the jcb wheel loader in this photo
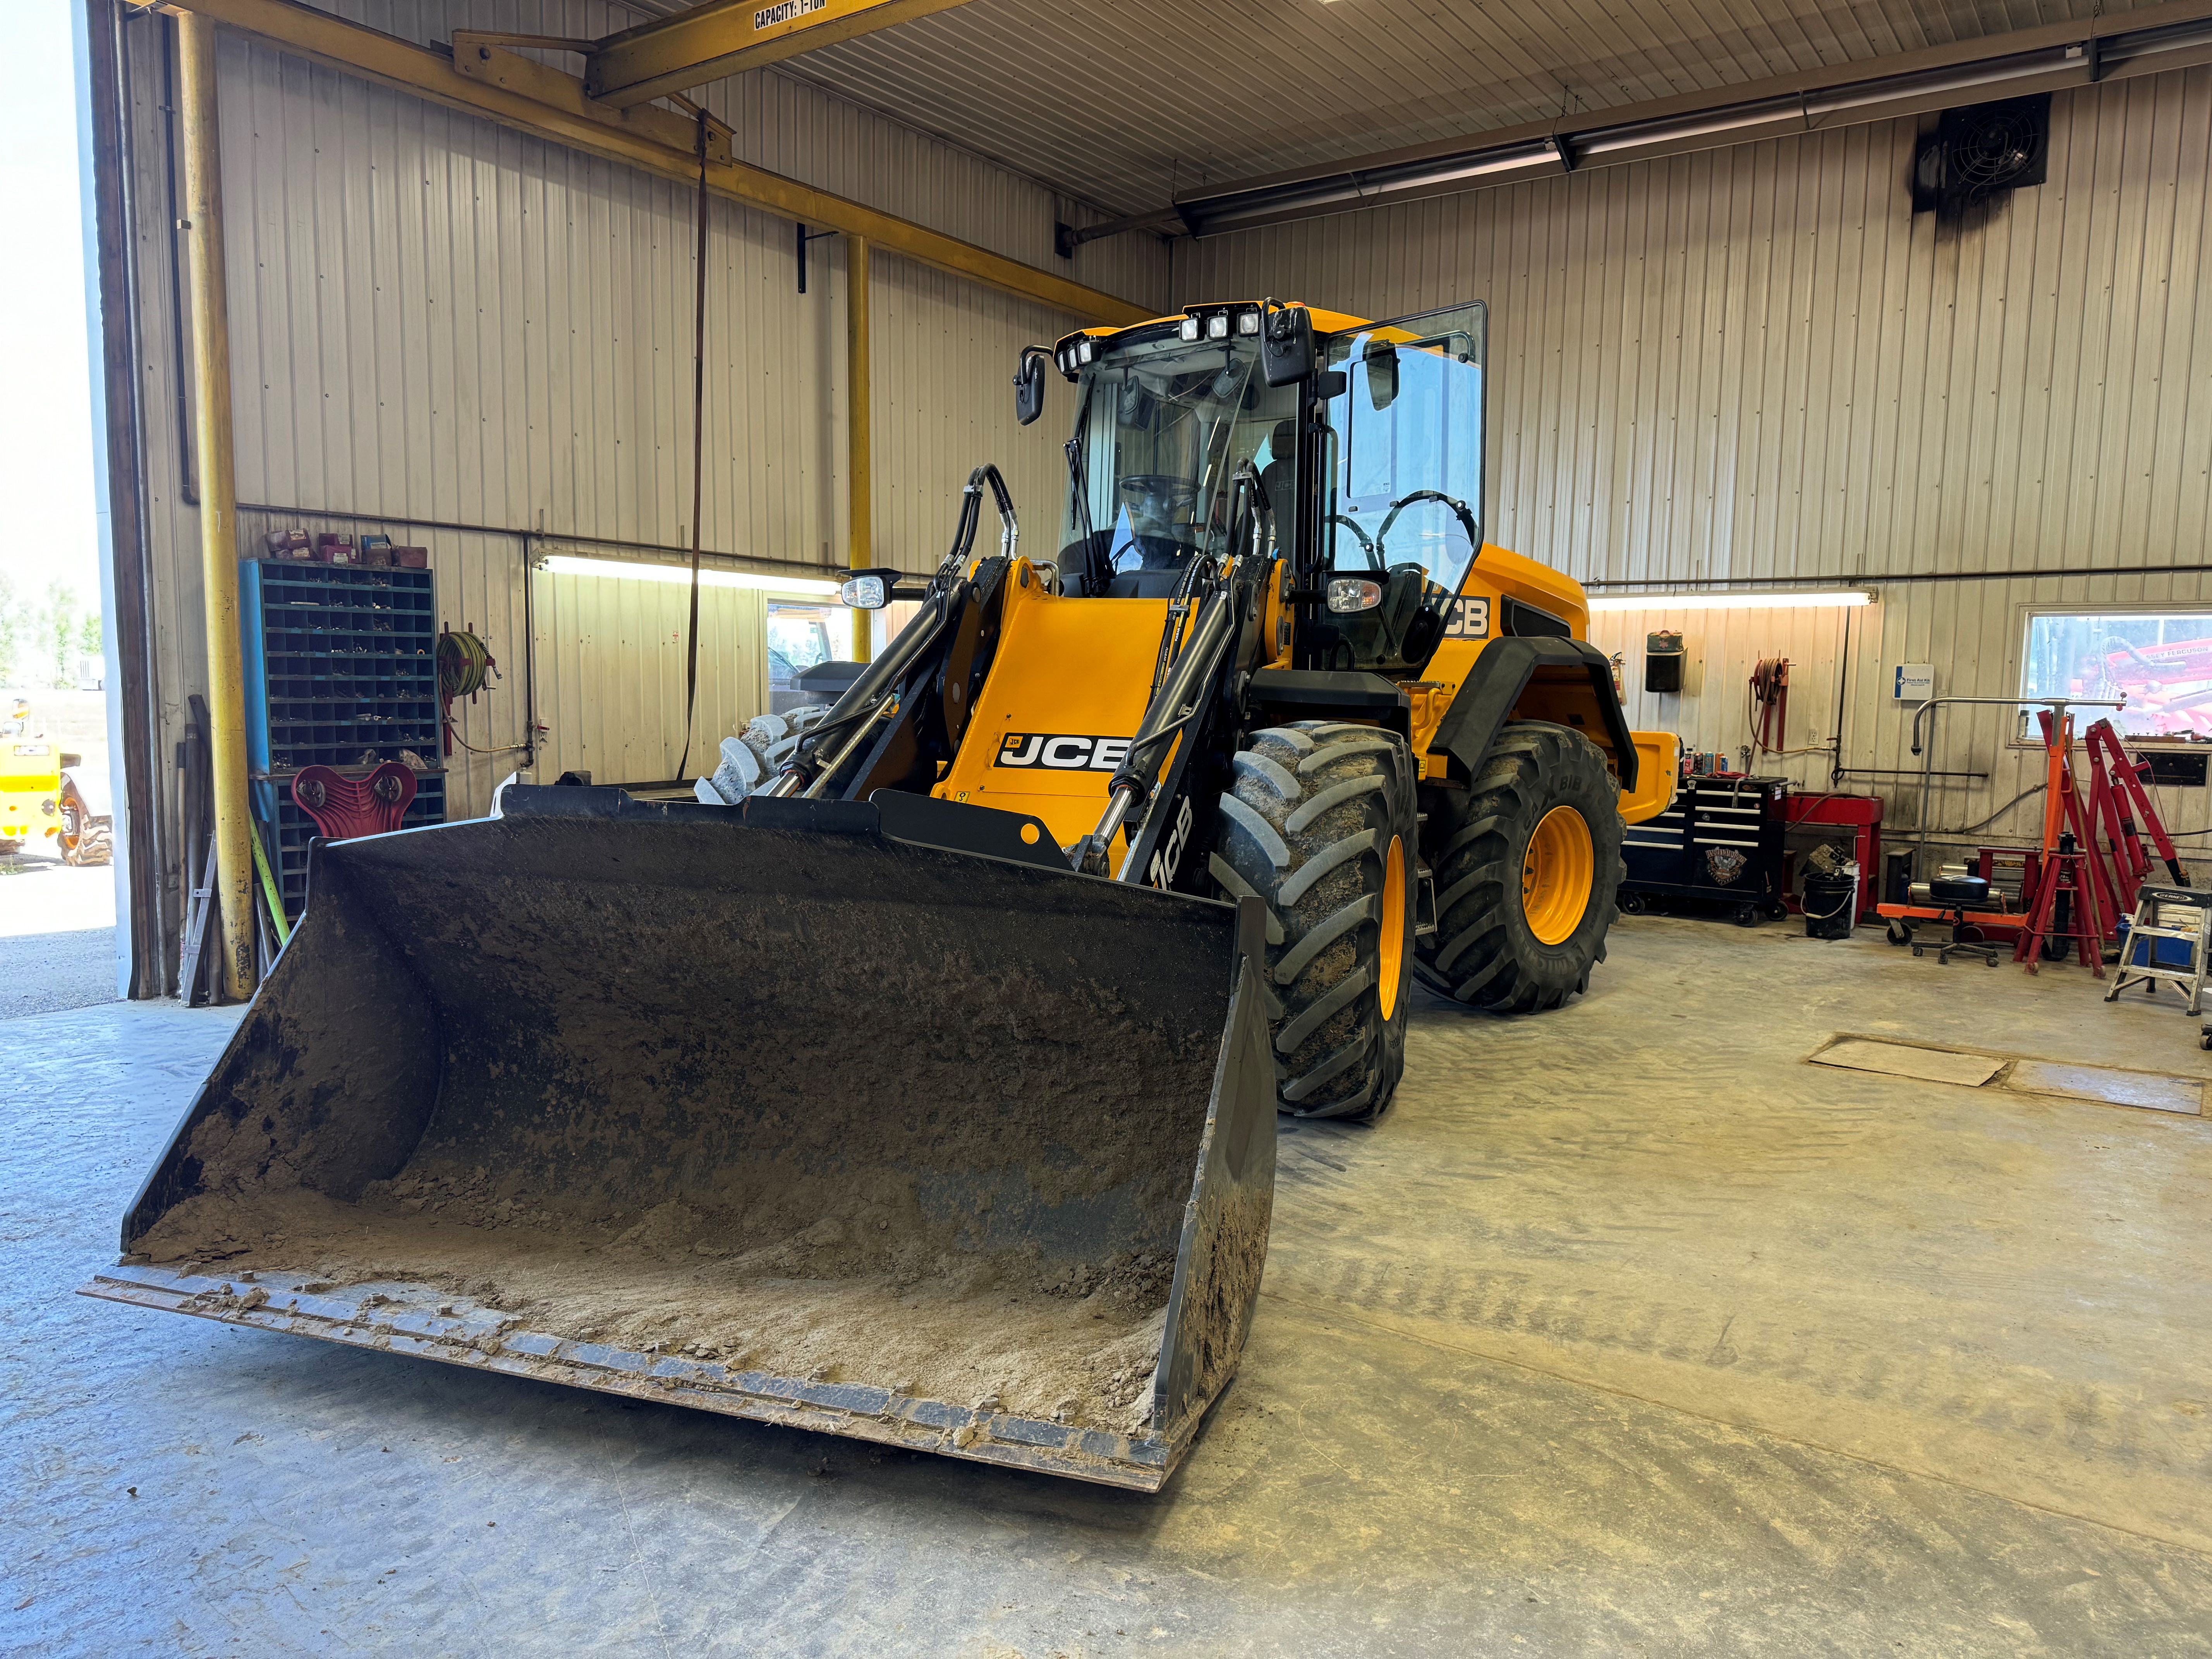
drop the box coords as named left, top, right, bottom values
left=89, top=298, right=1673, bottom=1491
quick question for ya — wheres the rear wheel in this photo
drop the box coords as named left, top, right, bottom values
left=1212, top=721, right=1418, bottom=1123
left=58, top=782, right=112, bottom=867
left=1417, top=721, right=1623, bottom=1012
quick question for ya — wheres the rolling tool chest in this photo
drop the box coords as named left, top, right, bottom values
left=1619, top=773, right=1791, bottom=922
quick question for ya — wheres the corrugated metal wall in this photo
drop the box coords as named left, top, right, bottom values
left=120, top=0, right=1168, bottom=973
left=1178, top=69, right=2212, bottom=856
left=529, top=569, right=767, bottom=787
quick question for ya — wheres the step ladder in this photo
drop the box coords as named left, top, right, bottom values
left=2106, top=884, right=2212, bottom=1016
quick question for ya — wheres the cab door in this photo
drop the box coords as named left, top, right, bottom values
left=1309, top=303, right=1487, bottom=671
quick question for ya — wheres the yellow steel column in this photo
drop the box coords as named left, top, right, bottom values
left=845, top=233, right=872, bottom=663
left=179, top=14, right=256, bottom=1001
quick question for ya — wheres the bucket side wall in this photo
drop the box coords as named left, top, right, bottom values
left=124, top=853, right=442, bottom=1245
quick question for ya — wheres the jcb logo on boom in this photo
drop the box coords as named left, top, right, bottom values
left=994, top=733, right=1132, bottom=771
left=1148, top=795, right=1195, bottom=891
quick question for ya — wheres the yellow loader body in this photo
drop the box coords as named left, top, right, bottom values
left=86, top=295, right=1678, bottom=1495
left=0, top=740, right=63, bottom=852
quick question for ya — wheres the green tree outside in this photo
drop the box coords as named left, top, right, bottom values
left=0, top=571, right=17, bottom=685
left=44, top=581, right=78, bottom=686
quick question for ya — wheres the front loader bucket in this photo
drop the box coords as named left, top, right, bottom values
left=82, top=790, right=1276, bottom=1490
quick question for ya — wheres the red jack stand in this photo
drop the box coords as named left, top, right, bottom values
left=2015, top=713, right=2111, bottom=976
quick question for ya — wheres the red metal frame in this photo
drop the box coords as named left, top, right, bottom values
left=1783, top=792, right=1883, bottom=918
left=292, top=763, right=418, bottom=840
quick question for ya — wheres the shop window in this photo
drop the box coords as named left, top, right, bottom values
left=2020, top=607, right=2212, bottom=741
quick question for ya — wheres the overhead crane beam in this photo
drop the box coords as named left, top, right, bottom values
left=148, top=0, right=1151, bottom=326
left=584, top=0, right=979, bottom=111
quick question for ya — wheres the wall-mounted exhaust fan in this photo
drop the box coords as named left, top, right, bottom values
left=1912, top=94, right=2051, bottom=217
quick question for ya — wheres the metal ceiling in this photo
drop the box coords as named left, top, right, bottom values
left=766, top=0, right=2163, bottom=219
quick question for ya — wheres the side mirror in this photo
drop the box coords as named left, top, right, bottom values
left=1364, top=342, right=1398, bottom=411
left=1014, top=347, right=1049, bottom=426
left=839, top=567, right=903, bottom=609
left=1261, top=300, right=1314, bottom=386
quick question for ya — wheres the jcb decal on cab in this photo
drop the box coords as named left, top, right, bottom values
left=1444, top=596, right=1490, bottom=639
left=994, top=733, right=1132, bottom=771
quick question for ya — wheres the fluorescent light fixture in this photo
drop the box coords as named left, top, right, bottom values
left=540, top=554, right=842, bottom=598
left=1585, top=588, right=1872, bottom=612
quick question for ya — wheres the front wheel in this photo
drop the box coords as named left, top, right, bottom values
left=1212, top=720, right=1418, bottom=1123
left=1415, top=721, right=1624, bottom=1012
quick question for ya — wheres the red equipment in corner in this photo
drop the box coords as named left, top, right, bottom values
left=2014, top=712, right=2112, bottom=975
left=2081, top=718, right=2188, bottom=904
left=291, top=763, right=417, bottom=840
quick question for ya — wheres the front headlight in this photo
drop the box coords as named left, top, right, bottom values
left=1326, top=577, right=1383, bottom=614
left=1237, top=309, right=1260, bottom=336
left=1206, top=313, right=1230, bottom=340
left=1178, top=316, right=1200, bottom=342
left=840, top=574, right=888, bottom=610
left=1077, top=338, right=1096, bottom=364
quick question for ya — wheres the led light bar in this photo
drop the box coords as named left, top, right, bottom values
left=1584, top=589, right=1874, bottom=612
left=540, top=555, right=842, bottom=598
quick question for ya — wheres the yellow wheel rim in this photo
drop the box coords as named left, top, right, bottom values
left=1379, top=835, right=1407, bottom=1020
left=1522, top=805, right=1594, bottom=946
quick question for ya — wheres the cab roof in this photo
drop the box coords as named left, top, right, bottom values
left=1053, top=303, right=1376, bottom=357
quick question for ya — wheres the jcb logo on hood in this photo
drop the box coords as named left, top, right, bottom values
left=1444, top=596, right=1490, bottom=639
left=995, top=733, right=1132, bottom=772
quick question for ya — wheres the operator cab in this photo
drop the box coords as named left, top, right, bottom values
left=1048, top=301, right=1489, bottom=676
left=1056, top=332, right=1300, bottom=598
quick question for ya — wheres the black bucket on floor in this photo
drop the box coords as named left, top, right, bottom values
left=83, top=788, right=1278, bottom=1490
left=1803, top=871, right=1857, bottom=939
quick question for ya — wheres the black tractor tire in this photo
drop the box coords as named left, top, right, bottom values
left=1211, top=720, right=1418, bottom=1123
left=59, top=783, right=112, bottom=867
left=1416, top=720, right=1624, bottom=1012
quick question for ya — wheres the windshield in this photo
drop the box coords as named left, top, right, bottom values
left=1319, top=302, right=1486, bottom=594
left=1060, top=337, right=1300, bottom=589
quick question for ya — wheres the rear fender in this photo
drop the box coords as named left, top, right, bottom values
left=1620, top=733, right=1678, bottom=823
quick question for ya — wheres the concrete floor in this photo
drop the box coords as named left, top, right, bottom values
left=0, top=853, right=118, bottom=1018
left=6, top=915, right=2211, bottom=1655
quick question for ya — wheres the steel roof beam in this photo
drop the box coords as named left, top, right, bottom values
left=584, top=0, right=979, bottom=111
left=147, top=0, right=1149, bottom=325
